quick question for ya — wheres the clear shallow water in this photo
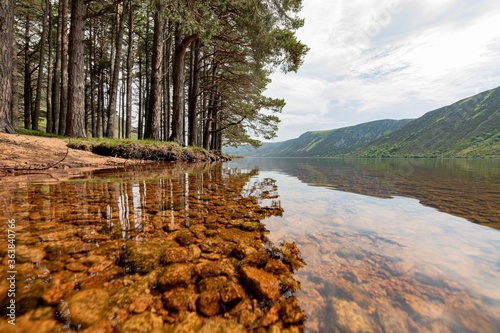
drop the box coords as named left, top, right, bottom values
left=0, top=158, right=499, bottom=332
left=228, top=158, right=500, bottom=332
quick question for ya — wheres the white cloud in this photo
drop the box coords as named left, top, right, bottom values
left=263, top=0, right=500, bottom=142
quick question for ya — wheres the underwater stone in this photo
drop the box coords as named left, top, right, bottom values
left=240, top=266, right=280, bottom=301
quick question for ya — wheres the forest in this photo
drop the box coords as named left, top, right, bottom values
left=0, top=0, right=308, bottom=150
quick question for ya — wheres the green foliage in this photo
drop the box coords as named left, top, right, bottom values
left=13, top=0, right=308, bottom=148
left=16, top=128, right=62, bottom=138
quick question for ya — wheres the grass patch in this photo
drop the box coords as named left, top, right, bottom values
left=16, top=128, right=62, bottom=138
left=68, top=137, right=228, bottom=162
left=12, top=130, right=228, bottom=162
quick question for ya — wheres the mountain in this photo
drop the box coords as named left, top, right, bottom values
left=225, top=86, right=500, bottom=158
left=225, top=119, right=413, bottom=157
left=358, top=86, right=500, bottom=158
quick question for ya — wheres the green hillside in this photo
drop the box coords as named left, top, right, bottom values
left=358, top=86, right=500, bottom=158
left=225, top=86, right=500, bottom=158
left=226, top=119, right=412, bottom=157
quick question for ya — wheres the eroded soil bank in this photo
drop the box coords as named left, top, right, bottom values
left=0, top=133, right=229, bottom=179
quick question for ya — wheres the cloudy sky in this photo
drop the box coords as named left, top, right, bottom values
left=264, top=0, right=500, bottom=142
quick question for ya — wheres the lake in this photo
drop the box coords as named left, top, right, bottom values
left=0, top=158, right=499, bottom=332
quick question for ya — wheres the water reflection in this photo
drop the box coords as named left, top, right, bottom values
left=228, top=158, right=500, bottom=332
left=232, top=158, right=500, bottom=229
left=0, top=163, right=305, bottom=332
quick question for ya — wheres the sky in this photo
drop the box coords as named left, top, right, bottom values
left=264, top=0, right=500, bottom=142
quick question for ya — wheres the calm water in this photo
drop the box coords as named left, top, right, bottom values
left=0, top=158, right=499, bottom=332
left=228, top=158, right=500, bottom=332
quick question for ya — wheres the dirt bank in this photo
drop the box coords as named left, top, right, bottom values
left=0, top=133, right=228, bottom=180
left=0, top=133, right=149, bottom=182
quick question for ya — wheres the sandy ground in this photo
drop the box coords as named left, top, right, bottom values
left=0, top=133, right=139, bottom=180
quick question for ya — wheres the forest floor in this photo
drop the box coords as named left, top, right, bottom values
left=0, top=132, right=229, bottom=179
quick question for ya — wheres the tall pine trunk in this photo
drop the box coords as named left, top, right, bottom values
left=51, top=0, right=63, bottom=133
left=145, top=1, right=164, bottom=141
left=88, top=20, right=97, bottom=137
left=188, top=40, right=200, bottom=146
left=170, top=27, right=198, bottom=145
left=125, top=0, right=133, bottom=139
left=0, top=0, right=16, bottom=133
left=58, top=0, right=69, bottom=135
left=162, top=34, right=171, bottom=141
left=66, top=0, right=87, bottom=137
left=106, top=4, right=127, bottom=138
left=203, top=59, right=217, bottom=150
left=46, top=0, right=53, bottom=133
left=33, top=0, right=48, bottom=131
left=23, top=15, right=31, bottom=129
left=10, top=32, right=18, bottom=130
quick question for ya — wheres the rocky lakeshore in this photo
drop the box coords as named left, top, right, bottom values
left=0, top=163, right=305, bottom=332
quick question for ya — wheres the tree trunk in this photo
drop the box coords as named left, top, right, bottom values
left=119, top=77, right=124, bottom=137
left=140, top=13, right=151, bottom=140
left=89, top=19, right=97, bottom=137
left=97, top=70, right=104, bottom=137
left=125, top=0, right=133, bottom=139
left=188, top=39, right=200, bottom=146
left=170, top=27, right=198, bottom=145
left=106, top=3, right=127, bottom=138
left=66, top=0, right=87, bottom=137
left=0, top=0, right=15, bottom=133
left=145, top=2, right=164, bottom=141
left=58, top=0, right=69, bottom=135
left=33, top=0, right=49, bottom=131
left=10, top=32, right=18, bottom=130
left=23, top=15, right=31, bottom=129
left=203, top=59, right=217, bottom=150
left=51, top=0, right=63, bottom=133
left=162, top=34, right=171, bottom=141
left=138, top=50, right=143, bottom=139
left=46, top=0, right=53, bottom=133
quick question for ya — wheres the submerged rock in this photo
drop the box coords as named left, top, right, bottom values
left=240, top=266, right=280, bottom=301
left=330, top=297, right=374, bottom=333
left=197, top=317, right=246, bottom=333
left=162, top=247, right=189, bottom=264
left=265, top=259, right=290, bottom=275
left=119, top=311, right=163, bottom=333
left=194, top=259, right=235, bottom=278
left=172, top=312, right=204, bottom=333
left=2, top=307, right=61, bottom=333
left=240, top=250, right=270, bottom=268
left=15, top=245, right=46, bottom=264
left=231, top=242, right=257, bottom=259
left=220, top=280, right=246, bottom=305
left=66, top=262, right=88, bottom=272
left=110, top=270, right=160, bottom=308
left=280, top=297, right=306, bottom=326
left=122, top=240, right=172, bottom=274
left=163, top=287, right=198, bottom=312
left=63, top=288, right=110, bottom=327
left=129, top=293, right=155, bottom=314
left=157, top=264, right=193, bottom=289
left=176, top=229, right=195, bottom=246
left=197, top=291, right=222, bottom=316
left=400, top=293, right=444, bottom=319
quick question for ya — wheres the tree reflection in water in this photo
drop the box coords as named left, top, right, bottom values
left=0, top=163, right=306, bottom=332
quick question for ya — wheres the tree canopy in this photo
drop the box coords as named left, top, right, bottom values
left=1, top=0, right=308, bottom=149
